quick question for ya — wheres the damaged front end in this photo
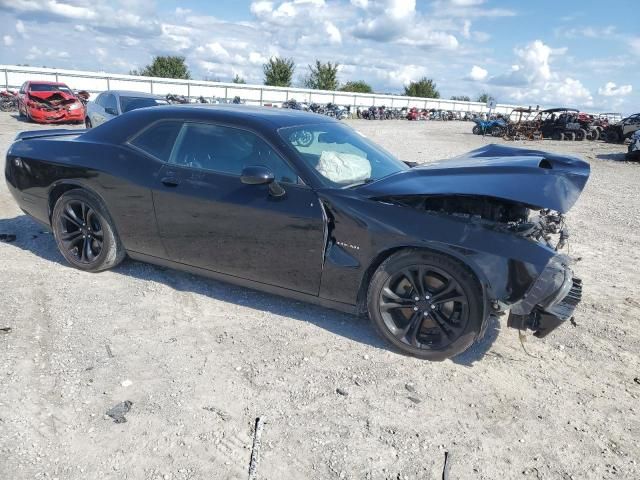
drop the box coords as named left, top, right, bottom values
left=27, top=92, right=85, bottom=123
left=507, top=255, right=582, bottom=337
left=380, top=194, right=583, bottom=338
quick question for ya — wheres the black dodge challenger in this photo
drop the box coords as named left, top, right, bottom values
left=5, top=105, right=589, bottom=360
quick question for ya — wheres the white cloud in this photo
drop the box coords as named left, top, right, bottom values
left=387, top=0, right=415, bottom=19
left=486, top=40, right=594, bottom=108
left=249, top=51, right=267, bottom=65
left=198, top=42, right=230, bottom=59
left=468, top=65, right=487, bottom=81
left=598, top=82, right=632, bottom=97
left=250, top=1, right=274, bottom=14
left=351, top=0, right=368, bottom=7
left=630, top=37, right=640, bottom=55
left=461, top=19, right=471, bottom=38
left=325, top=21, right=342, bottom=44
left=3, top=35, right=14, bottom=46
left=376, top=64, right=429, bottom=88
left=16, top=20, right=25, bottom=34
left=450, top=0, right=484, bottom=5
left=515, top=40, right=553, bottom=81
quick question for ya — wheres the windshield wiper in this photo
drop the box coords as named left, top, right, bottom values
left=343, top=178, right=374, bottom=189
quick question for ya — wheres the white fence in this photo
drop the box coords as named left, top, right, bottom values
left=1, top=64, right=530, bottom=115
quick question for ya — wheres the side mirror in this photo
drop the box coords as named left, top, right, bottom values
left=241, top=165, right=286, bottom=198
left=240, top=165, right=274, bottom=185
left=105, top=107, right=118, bottom=116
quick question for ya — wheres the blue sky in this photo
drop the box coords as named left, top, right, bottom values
left=0, top=0, right=637, bottom=113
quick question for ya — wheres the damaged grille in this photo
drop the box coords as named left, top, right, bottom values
left=547, top=277, right=582, bottom=321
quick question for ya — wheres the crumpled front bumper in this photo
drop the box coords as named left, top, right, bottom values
left=28, top=106, right=85, bottom=123
left=507, top=255, right=582, bottom=338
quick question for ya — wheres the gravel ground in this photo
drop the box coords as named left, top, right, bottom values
left=0, top=112, right=639, bottom=480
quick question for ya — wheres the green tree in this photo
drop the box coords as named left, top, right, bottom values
left=263, top=57, right=295, bottom=87
left=131, top=56, right=191, bottom=79
left=450, top=95, right=470, bottom=101
left=339, top=80, right=373, bottom=93
left=232, top=74, right=246, bottom=84
left=477, top=93, right=495, bottom=103
left=404, top=77, right=440, bottom=98
left=304, top=61, right=339, bottom=90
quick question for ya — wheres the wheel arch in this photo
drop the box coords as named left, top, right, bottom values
left=48, top=181, right=109, bottom=222
left=356, top=244, right=490, bottom=319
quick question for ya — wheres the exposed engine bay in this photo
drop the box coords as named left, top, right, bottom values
left=382, top=195, right=570, bottom=251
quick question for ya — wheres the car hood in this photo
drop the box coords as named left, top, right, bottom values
left=358, top=144, right=590, bottom=213
left=28, top=90, right=77, bottom=104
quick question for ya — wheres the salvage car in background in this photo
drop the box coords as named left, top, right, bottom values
left=5, top=105, right=589, bottom=360
left=627, top=131, right=640, bottom=161
left=604, top=113, right=640, bottom=143
left=16, top=81, right=85, bottom=124
left=85, top=90, right=168, bottom=128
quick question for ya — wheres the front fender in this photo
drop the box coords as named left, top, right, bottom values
left=317, top=192, right=554, bottom=310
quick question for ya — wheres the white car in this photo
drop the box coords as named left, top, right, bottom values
left=627, top=130, right=640, bottom=161
left=84, top=90, right=168, bottom=128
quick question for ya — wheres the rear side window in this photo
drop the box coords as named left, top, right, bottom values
left=130, top=121, right=182, bottom=162
left=102, top=94, right=118, bottom=113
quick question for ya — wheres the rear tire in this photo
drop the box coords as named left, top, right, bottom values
left=472, top=125, right=481, bottom=135
left=606, top=130, right=621, bottom=143
left=85, top=117, right=93, bottom=129
left=367, top=249, right=484, bottom=361
left=576, top=128, right=587, bottom=141
left=51, top=190, right=125, bottom=272
left=566, top=132, right=576, bottom=141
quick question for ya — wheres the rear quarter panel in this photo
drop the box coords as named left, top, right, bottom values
left=6, top=136, right=166, bottom=257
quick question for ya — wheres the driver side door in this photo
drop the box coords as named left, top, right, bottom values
left=149, top=121, right=326, bottom=295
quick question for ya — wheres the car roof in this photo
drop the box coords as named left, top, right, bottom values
left=84, top=104, right=339, bottom=144
left=136, top=104, right=339, bottom=128
left=103, top=90, right=165, bottom=99
left=541, top=108, right=580, bottom=113
left=28, top=81, right=68, bottom=86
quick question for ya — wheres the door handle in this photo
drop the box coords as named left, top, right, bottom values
left=161, top=176, right=180, bottom=187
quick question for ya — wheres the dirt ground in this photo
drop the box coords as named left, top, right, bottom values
left=0, top=112, right=639, bottom=480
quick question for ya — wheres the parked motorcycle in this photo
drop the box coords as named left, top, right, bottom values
left=0, top=90, right=18, bottom=112
left=166, top=93, right=189, bottom=104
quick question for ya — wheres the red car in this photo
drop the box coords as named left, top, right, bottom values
left=17, top=81, right=85, bottom=124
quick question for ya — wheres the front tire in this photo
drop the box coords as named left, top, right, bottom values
left=85, top=117, right=93, bottom=129
left=52, top=190, right=125, bottom=272
left=367, top=250, right=484, bottom=361
left=472, top=125, right=481, bottom=135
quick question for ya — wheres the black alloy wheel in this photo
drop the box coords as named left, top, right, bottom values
left=52, top=190, right=125, bottom=272
left=368, top=250, right=483, bottom=360
left=58, top=200, right=104, bottom=264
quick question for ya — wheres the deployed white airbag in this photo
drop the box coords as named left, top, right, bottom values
left=315, top=150, right=371, bottom=184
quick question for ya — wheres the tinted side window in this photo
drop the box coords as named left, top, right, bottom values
left=170, top=123, right=298, bottom=183
left=94, top=93, right=104, bottom=107
left=130, top=121, right=182, bottom=162
left=103, top=94, right=117, bottom=113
